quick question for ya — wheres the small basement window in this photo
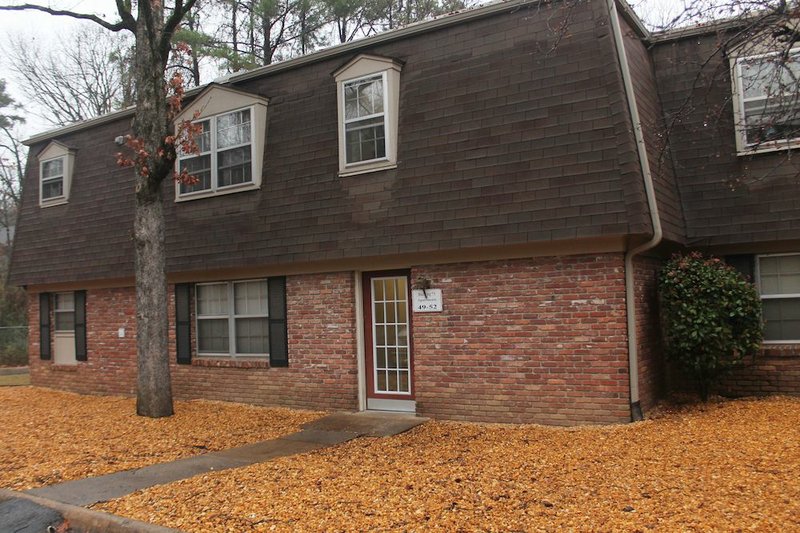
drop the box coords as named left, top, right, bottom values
left=195, top=279, right=269, bottom=357
left=734, top=49, right=800, bottom=152
left=757, top=253, right=800, bottom=343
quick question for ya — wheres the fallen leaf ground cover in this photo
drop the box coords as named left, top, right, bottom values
left=0, top=387, right=322, bottom=490
left=100, top=396, right=800, bottom=532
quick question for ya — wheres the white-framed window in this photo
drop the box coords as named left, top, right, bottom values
left=178, top=107, right=254, bottom=197
left=54, top=292, right=75, bottom=332
left=756, top=253, right=800, bottom=343
left=334, top=54, right=402, bottom=177
left=37, top=141, right=75, bottom=207
left=195, top=279, right=269, bottom=357
left=173, top=85, right=268, bottom=202
left=733, top=49, right=800, bottom=153
left=41, top=157, right=65, bottom=202
left=343, top=73, right=388, bottom=165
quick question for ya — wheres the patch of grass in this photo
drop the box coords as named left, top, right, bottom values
left=0, top=373, right=29, bottom=386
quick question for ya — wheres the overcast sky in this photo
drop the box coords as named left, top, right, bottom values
left=0, top=0, right=682, bottom=139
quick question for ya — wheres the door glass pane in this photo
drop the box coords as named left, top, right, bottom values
left=386, top=348, right=397, bottom=369
left=371, top=275, right=412, bottom=395
left=398, top=348, right=409, bottom=368
left=373, top=279, right=384, bottom=301
left=385, top=278, right=396, bottom=300
left=235, top=317, right=268, bottom=354
left=399, top=371, right=409, bottom=393
left=198, top=318, right=229, bottom=353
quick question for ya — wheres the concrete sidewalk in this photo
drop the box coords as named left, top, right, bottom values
left=27, top=411, right=426, bottom=507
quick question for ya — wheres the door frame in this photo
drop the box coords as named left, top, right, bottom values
left=361, top=269, right=415, bottom=404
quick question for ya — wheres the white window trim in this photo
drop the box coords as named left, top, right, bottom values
left=334, top=54, right=402, bottom=177
left=54, top=292, right=75, bottom=333
left=177, top=105, right=258, bottom=200
left=755, top=253, right=800, bottom=344
left=37, top=141, right=75, bottom=208
left=40, top=156, right=67, bottom=205
left=732, top=49, right=800, bottom=155
left=195, top=279, right=269, bottom=358
left=342, top=72, right=391, bottom=168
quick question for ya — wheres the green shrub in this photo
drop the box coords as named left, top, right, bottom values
left=658, top=252, right=763, bottom=401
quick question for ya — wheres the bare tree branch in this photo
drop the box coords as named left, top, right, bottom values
left=0, top=3, right=134, bottom=32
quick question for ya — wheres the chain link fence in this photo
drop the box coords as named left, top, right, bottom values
left=0, top=326, right=28, bottom=366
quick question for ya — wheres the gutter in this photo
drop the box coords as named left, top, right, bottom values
left=607, top=0, right=663, bottom=422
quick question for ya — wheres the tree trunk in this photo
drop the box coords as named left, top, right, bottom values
left=134, top=188, right=173, bottom=417
left=132, top=0, right=174, bottom=418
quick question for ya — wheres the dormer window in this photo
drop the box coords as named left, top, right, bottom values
left=37, top=141, right=75, bottom=207
left=733, top=49, right=800, bottom=153
left=174, top=85, right=268, bottom=201
left=178, top=107, right=254, bottom=195
left=41, top=158, right=65, bottom=200
left=334, top=54, right=402, bottom=177
left=343, top=74, right=387, bottom=164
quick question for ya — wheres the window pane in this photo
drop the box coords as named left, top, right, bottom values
left=198, top=318, right=229, bottom=353
left=197, top=283, right=228, bottom=316
left=763, top=298, right=800, bottom=341
left=741, top=55, right=800, bottom=144
left=42, top=178, right=64, bottom=199
left=218, top=146, right=252, bottom=187
left=55, top=311, right=75, bottom=332
left=760, top=255, right=800, bottom=295
left=55, top=293, right=74, bottom=311
left=344, top=76, right=383, bottom=120
left=217, top=109, right=251, bottom=149
left=234, top=280, right=268, bottom=316
left=179, top=155, right=212, bottom=194
left=235, top=317, right=268, bottom=354
left=42, top=158, right=64, bottom=179
left=345, top=119, right=386, bottom=163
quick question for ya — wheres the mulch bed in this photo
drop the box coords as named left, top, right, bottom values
left=98, top=396, right=800, bottom=532
left=0, top=387, right=322, bottom=490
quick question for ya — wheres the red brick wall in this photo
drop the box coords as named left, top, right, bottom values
left=716, top=345, right=800, bottom=397
left=28, top=272, right=359, bottom=411
left=411, top=254, right=631, bottom=426
left=633, top=256, right=664, bottom=413
left=28, top=288, right=138, bottom=396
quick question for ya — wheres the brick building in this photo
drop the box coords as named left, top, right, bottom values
left=9, top=0, right=800, bottom=425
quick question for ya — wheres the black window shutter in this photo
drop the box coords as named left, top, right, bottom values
left=74, top=290, right=87, bottom=361
left=268, top=277, right=288, bottom=367
left=725, top=254, right=755, bottom=281
left=39, top=293, right=51, bottom=360
left=175, top=283, right=192, bottom=364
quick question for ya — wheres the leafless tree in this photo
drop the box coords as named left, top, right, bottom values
left=0, top=0, right=201, bottom=418
left=5, top=27, right=135, bottom=127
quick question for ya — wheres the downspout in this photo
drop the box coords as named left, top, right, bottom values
left=607, top=0, right=663, bottom=421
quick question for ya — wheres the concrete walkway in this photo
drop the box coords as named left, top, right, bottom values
left=27, top=411, right=426, bottom=507
left=0, top=366, right=28, bottom=376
